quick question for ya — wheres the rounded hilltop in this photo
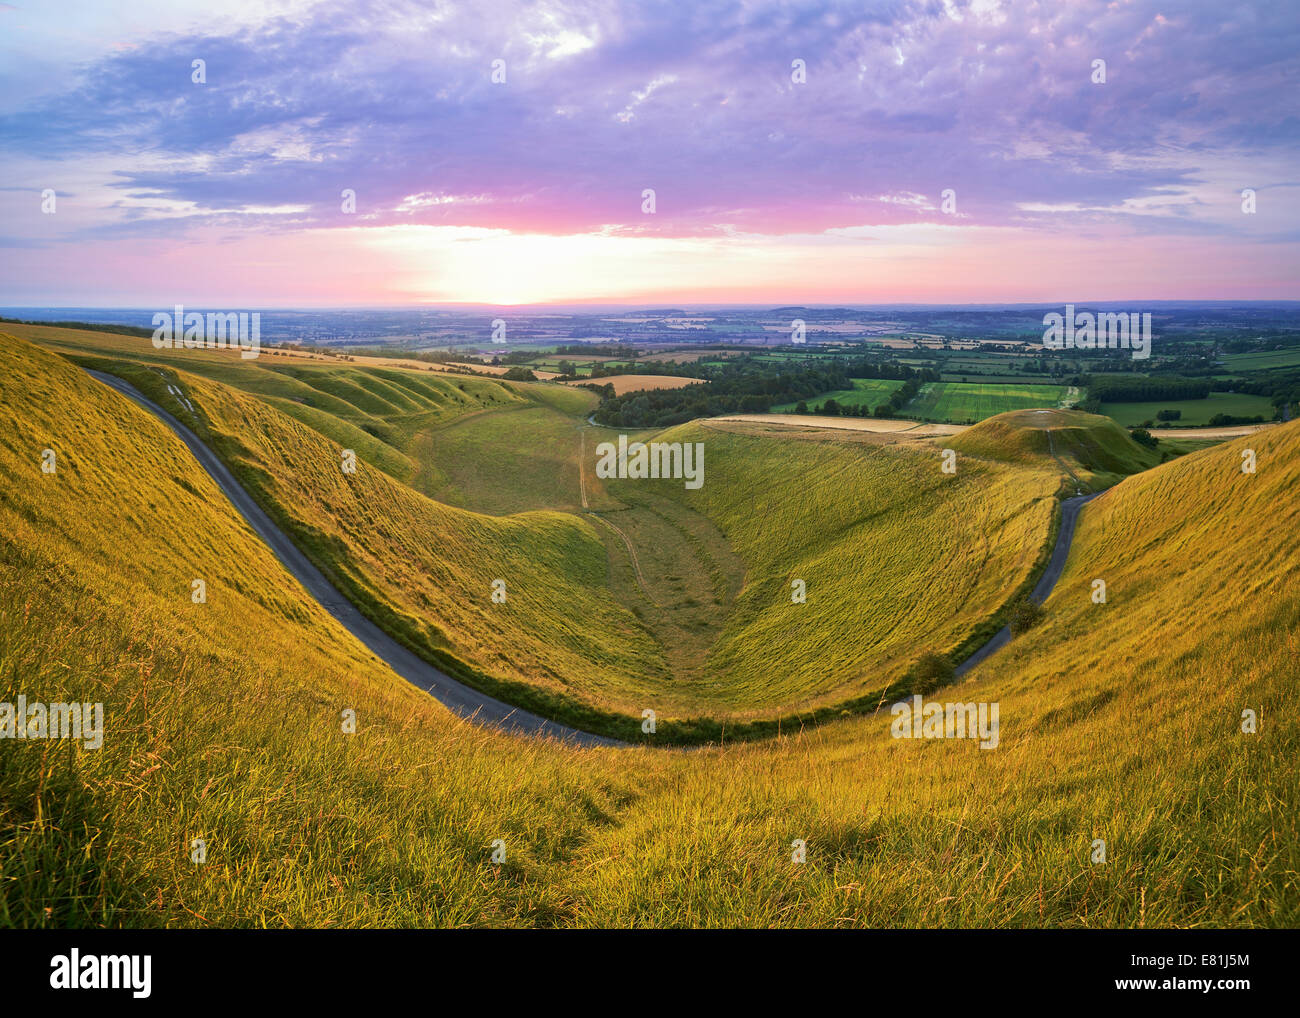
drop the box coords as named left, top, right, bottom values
left=946, top=407, right=1163, bottom=488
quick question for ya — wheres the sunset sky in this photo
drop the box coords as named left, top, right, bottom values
left=1, top=0, right=1297, bottom=306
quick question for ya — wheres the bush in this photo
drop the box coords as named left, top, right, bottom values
left=1008, top=595, right=1045, bottom=635
left=909, top=651, right=954, bottom=694
left=1208, top=412, right=1266, bottom=427
left=1130, top=427, right=1158, bottom=448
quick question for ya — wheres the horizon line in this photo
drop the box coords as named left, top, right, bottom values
left=4, top=298, right=1300, bottom=312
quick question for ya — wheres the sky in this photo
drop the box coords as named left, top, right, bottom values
left=0, top=0, right=1297, bottom=306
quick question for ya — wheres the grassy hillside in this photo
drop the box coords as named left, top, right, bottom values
left=175, top=365, right=1076, bottom=724
left=1, top=328, right=1175, bottom=735
left=6, top=327, right=1087, bottom=727
left=2, top=332, right=1297, bottom=927
left=948, top=408, right=1162, bottom=490
left=609, top=418, right=1067, bottom=712
left=108, top=356, right=672, bottom=727
left=0, top=335, right=643, bottom=926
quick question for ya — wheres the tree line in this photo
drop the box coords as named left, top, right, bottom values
left=590, top=356, right=938, bottom=428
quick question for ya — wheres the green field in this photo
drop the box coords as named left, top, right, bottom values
left=905, top=382, right=1071, bottom=423
left=770, top=377, right=905, bottom=413
left=1100, top=391, right=1275, bottom=427
left=1221, top=347, right=1300, bottom=371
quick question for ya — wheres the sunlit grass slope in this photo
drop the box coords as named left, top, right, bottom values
left=2, top=333, right=1296, bottom=928
left=10, top=326, right=1134, bottom=732
left=11, top=326, right=1083, bottom=728
left=559, top=420, right=1300, bottom=927
left=132, top=364, right=670, bottom=726
left=948, top=407, right=1161, bottom=489
left=609, top=418, right=1066, bottom=712
left=0, top=335, right=656, bottom=928
left=0, top=329, right=1260, bottom=734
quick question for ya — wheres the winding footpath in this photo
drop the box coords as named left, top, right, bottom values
left=89, top=368, right=1096, bottom=745
left=86, top=369, right=621, bottom=749
left=953, top=491, right=1099, bottom=677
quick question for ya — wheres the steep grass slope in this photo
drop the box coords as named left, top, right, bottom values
left=611, top=418, right=1067, bottom=711
left=0, top=335, right=639, bottom=926
left=14, top=327, right=1076, bottom=725
left=560, top=420, right=1300, bottom=926
left=119, top=359, right=669, bottom=728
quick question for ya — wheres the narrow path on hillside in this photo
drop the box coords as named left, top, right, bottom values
left=588, top=513, right=656, bottom=603
left=84, top=368, right=622, bottom=749
left=952, top=491, right=1099, bottom=677
left=578, top=429, right=589, bottom=509
left=1045, top=428, right=1083, bottom=491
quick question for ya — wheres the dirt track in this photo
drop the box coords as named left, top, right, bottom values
left=709, top=413, right=1274, bottom=441
left=707, top=413, right=966, bottom=437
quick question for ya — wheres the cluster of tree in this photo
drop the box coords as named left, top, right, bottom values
left=593, top=364, right=814, bottom=425
left=878, top=376, right=924, bottom=415
left=1207, top=412, right=1268, bottom=427
left=795, top=399, right=875, bottom=417
left=590, top=384, right=718, bottom=428
left=1085, top=375, right=1211, bottom=402
left=553, top=343, right=638, bottom=359
left=798, top=376, right=926, bottom=418
left=1223, top=369, right=1300, bottom=417
left=496, top=350, right=540, bottom=365
left=842, top=359, right=940, bottom=382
